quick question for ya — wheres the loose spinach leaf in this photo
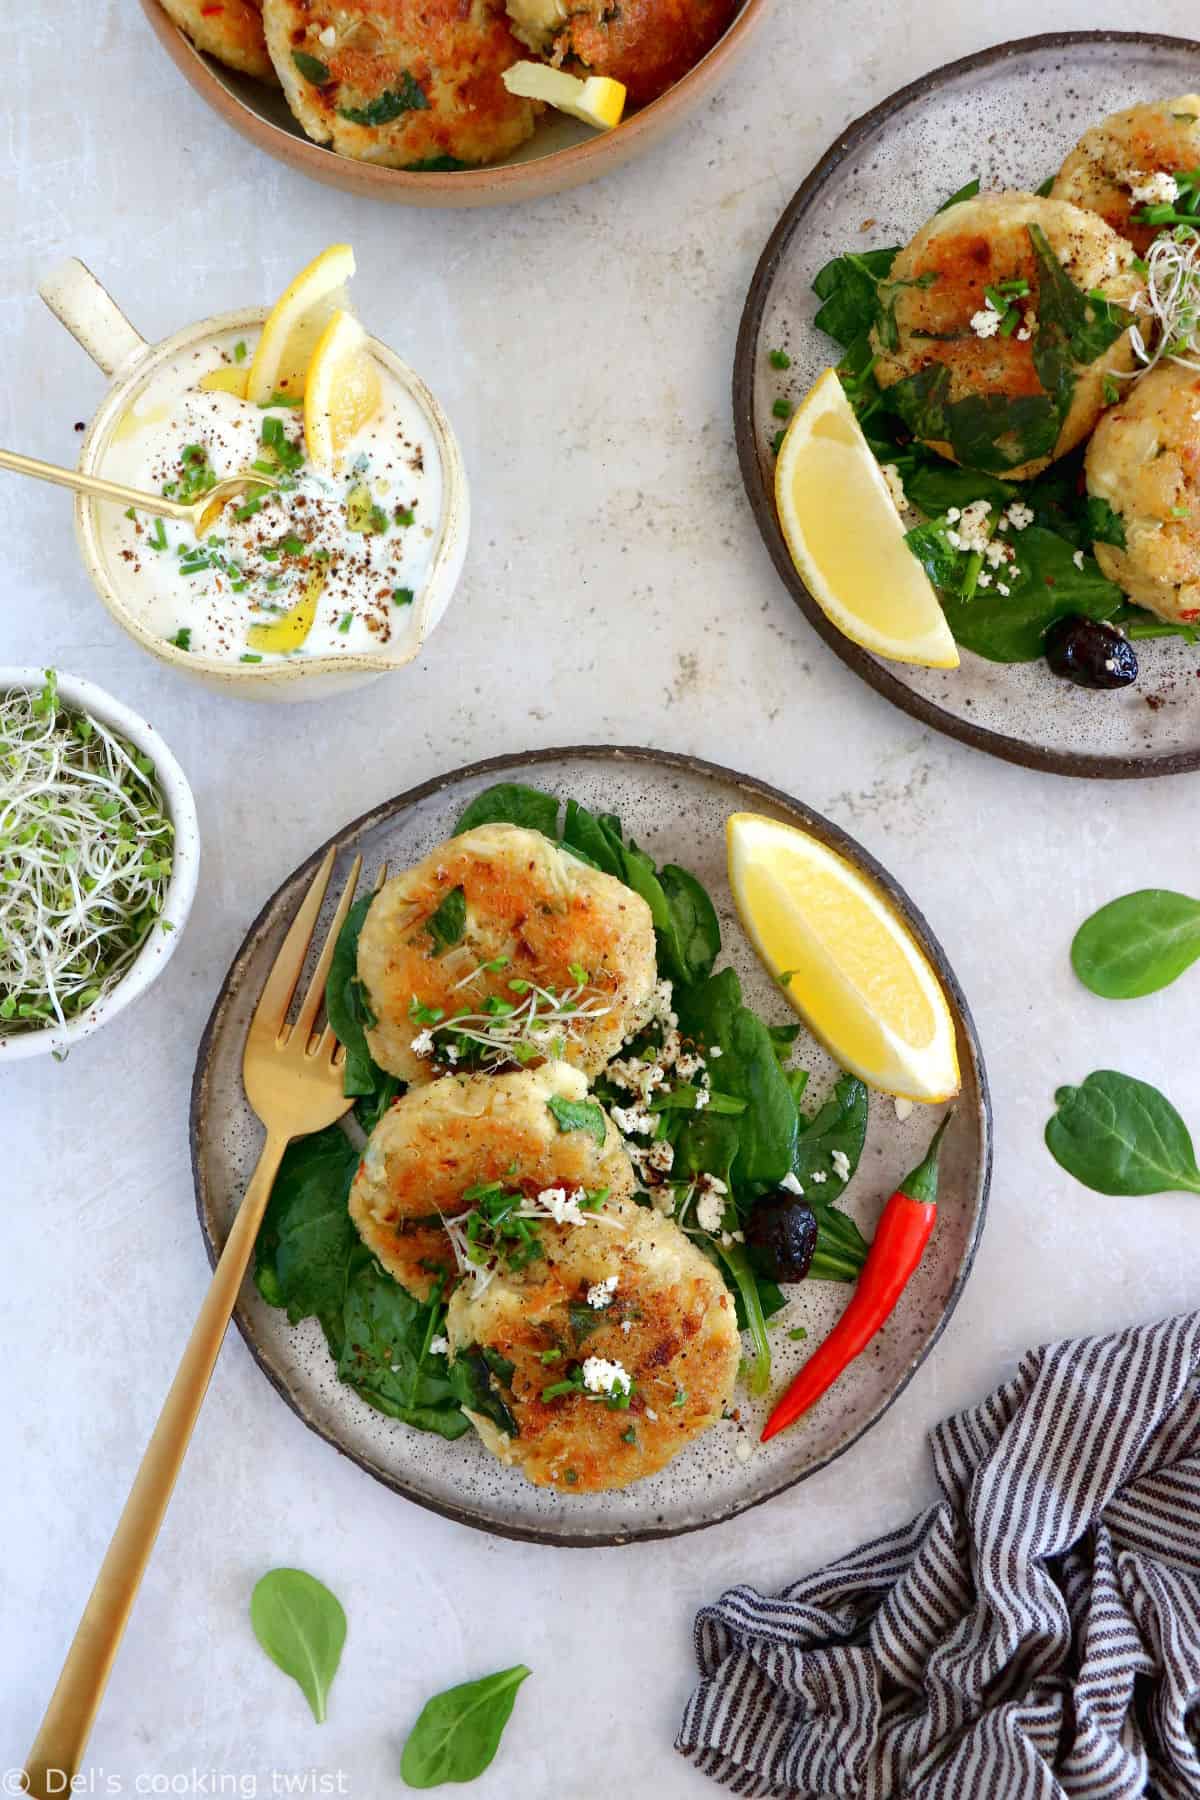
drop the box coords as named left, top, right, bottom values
left=339, top=73, right=427, bottom=125
left=401, top=1664, right=531, bottom=1789
left=936, top=525, right=1125, bottom=661
left=546, top=1093, right=607, bottom=1145
left=658, top=864, right=721, bottom=987
left=426, top=885, right=467, bottom=955
left=404, top=154, right=468, bottom=172
left=448, top=1346, right=519, bottom=1438
left=1071, top=890, right=1200, bottom=999
left=903, top=462, right=1014, bottom=517
left=561, top=796, right=622, bottom=875
left=808, top=1202, right=870, bottom=1282
left=937, top=176, right=981, bottom=211
left=1084, top=494, right=1127, bottom=549
left=717, top=1241, right=773, bottom=1394
left=250, top=1569, right=346, bottom=1724
left=291, top=50, right=330, bottom=84
left=455, top=782, right=560, bottom=838
left=254, top=1127, right=359, bottom=1342
left=811, top=247, right=899, bottom=348
left=794, top=1075, right=869, bottom=1203
left=1046, top=1069, right=1200, bottom=1195
left=674, top=968, right=798, bottom=1188
left=337, top=1250, right=470, bottom=1439
left=327, top=893, right=384, bottom=1098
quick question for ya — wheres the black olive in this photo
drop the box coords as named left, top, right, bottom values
left=1044, top=615, right=1138, bottom=689
left=744, top=1192, right=818, bottom=1283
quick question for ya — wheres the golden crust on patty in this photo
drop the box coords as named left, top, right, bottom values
left=871, top=192, right=1143, bottom=480
left=1086, top=360, right=1200, bottom=624
left=357, top=823, right=658, bottom=1087
left=263, top=0, right=535, bottom=167
left=1052, top=97, right=1200, bottom=257
left=505, top=0, right=738, bottom=109
left=159, top=0, right=278, bottom=81
left=446, top=1204, right=740, bottom=1490
left=348, top=1062, right=636, bottom=1300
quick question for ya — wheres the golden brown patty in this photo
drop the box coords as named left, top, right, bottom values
left=263, top=0, right=535, bottom=167
left=348, top=1062, right=636, bottom=1300
left=446, top=1202, right=740, bottom=1490
left=505, top=0, right=738, bottom=109
left=870, top=191, right=1144, bottom=480
left=158, top=0, right=278, bottom=81
left=357, top=823, right=658, bottom=1087
left=1052, top=97, right=1200, bottom=257
left=1086, top=359, right=1200, bottom=624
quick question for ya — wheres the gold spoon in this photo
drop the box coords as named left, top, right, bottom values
left=0, top=447, right=277, bottom=538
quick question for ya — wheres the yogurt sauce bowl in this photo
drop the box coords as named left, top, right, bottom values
left=39, top=258, right=470, bottom=701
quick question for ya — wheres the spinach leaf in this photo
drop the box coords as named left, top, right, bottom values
left=808, top=1203, right=870, bottom=1282
left=1046, top=1070, right=1200, bottom=1195
left=717, top=1240, right=772, bottom=1394
left=546, top=1093, right=607, bottom=1145
left=447, top=1346, right=519, bottom=1440
left=658, top=864, right=721, bottom=987
left=254, top=1127, right=359, bottom=1342
left=1028, top=223, right=1134, bottom=366
left=937, top=176, right=981, bottom=211
left=455, top=783, right=560, bottom=838
left=425, top=885, right=466, bottom=955
left=937, top=525, right=1125, bottom=661
left=250, top=1569, right=346, bottom=1724
left=401, top=1665, right=531, bottom=1789
left=811, top=247, right=899, bottom=347
left=1084, top=494, right=1127, bottom=548
left=326, top=893, right=384, bottom=1098
left=291, top=50, right=330, bottom=84
left=1071, top=890, right=1200, bottom=999
left=339, top=73, right=427, bottom=125
left=337, top=1250, right=470, bottom=1439
left=404, top=155, right=468, bottom=172
left=674, top=968, right=798, bottom=1188
left=794, top=1074, right=869, bottom=1203
left=903, top=462, right=1014, bottom=517
left=887, top=362, right=1062, bottom=474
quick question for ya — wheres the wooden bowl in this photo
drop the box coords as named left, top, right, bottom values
left=138, top=0, right=768, bottom=207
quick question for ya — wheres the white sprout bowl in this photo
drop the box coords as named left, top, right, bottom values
left=0, top=667, right=200, bottom=1062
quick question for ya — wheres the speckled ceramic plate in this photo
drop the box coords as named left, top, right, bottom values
left=735, top=32, right=1200, bottom=778
left=191, top=748, right=990, bottom=1545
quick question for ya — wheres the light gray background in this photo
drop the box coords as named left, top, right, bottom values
left=5, top=2, right=1200, bottom=1793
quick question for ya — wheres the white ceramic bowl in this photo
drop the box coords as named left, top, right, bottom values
left=0, top=668, right=200, bottom=1062
left=39, top=259, right=470, bottom=703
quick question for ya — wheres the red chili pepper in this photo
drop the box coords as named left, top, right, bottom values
left=761, top=1112, right=953, bottom=1442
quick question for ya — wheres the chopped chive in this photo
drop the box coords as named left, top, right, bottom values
left=788, top=1327, right=808, bottom=1341
left=337, top=611, right=353, bottom=633
left=394, top=505, right=415, bottom=526
left=148, top=516, right=168, bottom=552
left=771, top=398, right=792, bottom=420
left=124, top=506, right=136, bottom=521
left=768, top=347, right=791, bottom=369
left=168, top=627, right=192, bottom=652
left=771, top=428, right=787, bottom=455
left=233, top=340, right=247, bottom=363
left=1103, top=375, right=1119, bottom=405
left=539, top=1348, right=562, bottom=1364
left=392, top=586, right=414, bottom=606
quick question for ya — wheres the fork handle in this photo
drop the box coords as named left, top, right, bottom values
left=22, top=1131, right=289, bottom=1798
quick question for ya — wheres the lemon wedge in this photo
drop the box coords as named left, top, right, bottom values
left=775, top=368, right=959, bottom=669
left=303, top=308, right=381, bottom=470
left=246, top=569, right=325, bottom=655
left=246, top=243, right=356, bottom=407
left=199, top=366, right=250, bottom=398
left=501, top=61, right=626, bottom=128
left=727, top=811, right=960, bottom=1102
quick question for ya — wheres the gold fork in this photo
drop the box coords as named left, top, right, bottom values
left=23, top=846, right=362, bottom=1799
left=0, top=447, right=278, bottom=539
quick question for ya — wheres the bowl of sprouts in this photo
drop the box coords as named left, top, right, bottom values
left=0, top=668, right=200, bottom=1061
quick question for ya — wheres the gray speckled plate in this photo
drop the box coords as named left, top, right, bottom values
left=191, top=748, right=991, bottom=1545
left=735, top=32, right=1200, bottom=778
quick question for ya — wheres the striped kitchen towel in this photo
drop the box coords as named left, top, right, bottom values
left=677, top=1313, right=1200, bottom=1799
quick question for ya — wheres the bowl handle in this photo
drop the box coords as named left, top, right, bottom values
left=38, top=258, right=148, bottom=379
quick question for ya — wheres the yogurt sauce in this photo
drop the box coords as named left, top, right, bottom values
left=97, top=329, right=443, bottom=663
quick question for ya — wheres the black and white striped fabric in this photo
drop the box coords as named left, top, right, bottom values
left=677, top=1313, right=1200, bottom=1799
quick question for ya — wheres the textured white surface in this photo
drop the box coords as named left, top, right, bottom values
left=5, top=1, right=1200, bottom=1793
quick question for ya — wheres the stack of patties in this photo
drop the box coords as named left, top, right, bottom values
left=348, top=823, right=741, bottom=1492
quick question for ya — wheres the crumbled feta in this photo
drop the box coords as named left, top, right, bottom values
left=1073, top=549, right=1085, bottom=571
left=1015, top=309, right=1035, bottom=343
left=947, top=500, right=994, bottom=558
left=781, top=1171, right=804, bottom=1196
left=976, top=571, right=992, bottom=588
left=645, top=1407, right=658, bottom=1422
left=970, top=303, right=1004, bottom=339
left=997, top=582, right=1011, bottom=596
left=693, top=1087, right=711, bottom=1110
left=587, top=1274, right=619, bottom=1309
left=1005, top=502, right=1034, bottom=532
left=709, top=1045, right=722, bottom=1058
left=894, top=1097, right=914, bottom=1121
left=537, top=1186, right=589, bottom=1225
left=720, top=1230, right=733, bottom=1247
left=651, top=1187, right=676, bottom=1217
left=612, top=1103, right=654, bottom=1137
left=831, top=1149, right=851, bottom=1182
left=1129, top=170, right=1179, bottom=206
left=411, top=1029, right=435, bottom=1057
left=646, top=1140, right=675, bottom=1173
left=696, top=1190, right=724, bottom=1232
left=675, top=1051, right=705, bottom=1080
left=429, top=1335, right=449, bottom=1357
left=810, top=1170, right=827, bottom=1184
left=621, top=1318, right=633, bottom=1333
left=582, top=1356, right=630, bottom=1397
left=945, top=507, right=961, bottom=523
left=881, top=462, right=907, bottom=512
left=318, top=23, right=337, bottom=46
left=735, top=1436, right=754, bottom=1464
